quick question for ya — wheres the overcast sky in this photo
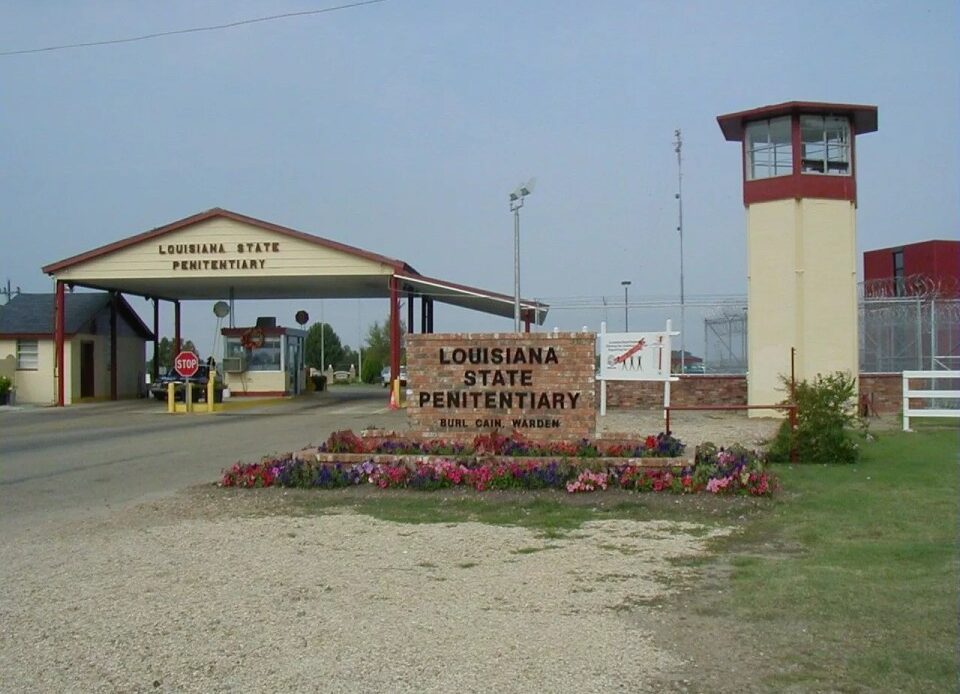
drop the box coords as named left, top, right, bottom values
left=1, top=1, right=957, bottom=358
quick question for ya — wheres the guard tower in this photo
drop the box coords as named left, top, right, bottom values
left=717, top=101, right=878, bottom=410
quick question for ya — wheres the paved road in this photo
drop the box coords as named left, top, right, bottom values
left=0, top=386, right=406, bottom=535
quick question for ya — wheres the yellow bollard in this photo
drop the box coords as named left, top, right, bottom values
left=393, top=377, right=402, bottom=409
left=167, top=382, right=175, bottom=414
left=207, top=377, right=215, bottom=413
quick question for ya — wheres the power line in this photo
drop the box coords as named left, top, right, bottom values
left=0, top=0, right=388, bottom=57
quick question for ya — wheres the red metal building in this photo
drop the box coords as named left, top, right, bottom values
left=863, top=239, right=959, bottom=298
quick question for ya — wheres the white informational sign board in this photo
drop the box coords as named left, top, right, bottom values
left=600, top=331, right=673, bottom=381
left=597, top=321, right=679, bottom=416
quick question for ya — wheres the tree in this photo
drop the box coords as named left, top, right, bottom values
left=304, top=322, right=347, bottom=371
left=361, top=318, right=406, bottom=383
left=364, top=318, right=406, bottom=366
left=364, top=320, right=391, bottom=366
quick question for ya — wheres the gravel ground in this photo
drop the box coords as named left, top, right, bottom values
left=599, top=410, right=900, bottom=452
left=599, top=410, right=781, bottom=451
left=0, top=493, right=731, bottom=694
left=2, top=410, right=898, bottom=692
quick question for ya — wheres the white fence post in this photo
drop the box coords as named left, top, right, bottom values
left=902, top=370, right=960, bottom=432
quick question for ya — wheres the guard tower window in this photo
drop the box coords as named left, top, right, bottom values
left=745, top=116, right=792, bottom=180
left=801, top=115, right=850, bottom=175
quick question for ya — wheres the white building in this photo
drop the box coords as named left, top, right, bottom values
left=0, top=292, right=153, bottom=405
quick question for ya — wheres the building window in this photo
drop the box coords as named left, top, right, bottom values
left=745, top=116, right=793, bottom=180
left=893, top=250, right=904, bottom=297
left=17, top=339, right=38, bottom=370
left=801, top=115, right=850, bottom=175
left=224, top=336, right=282, bottom=371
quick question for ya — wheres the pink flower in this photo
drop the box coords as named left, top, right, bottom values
left=706, top=477, right=732, bottom=494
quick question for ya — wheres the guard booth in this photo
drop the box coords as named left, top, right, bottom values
left=221, top=318, right=305, bottom=397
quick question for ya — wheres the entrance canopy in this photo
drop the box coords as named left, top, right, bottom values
left=41, top=208, right=549, bottom=405
left=42, top=207, right=548, bottom=322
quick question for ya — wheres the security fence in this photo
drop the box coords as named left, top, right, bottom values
left=859, top=297, right=960, bottom=373
left=534, top=294, right=749, bottom=374
left=533, top=286, right=959, bottom=375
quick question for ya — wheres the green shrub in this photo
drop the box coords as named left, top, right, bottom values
left=768, top=371, right=863, bottom=464
left=0, top=375, right=10, bottom=396
left=360, top=357, right=384, bottom=384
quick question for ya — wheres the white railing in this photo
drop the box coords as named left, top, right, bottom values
left=902, top=370, right=960, bottom=432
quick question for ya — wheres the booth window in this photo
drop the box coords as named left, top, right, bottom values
left=248, top=337, right=281, bottom=371
left=745, top=116, right=792, bottom=180
left=801, top=115, right=850, bottom=175
left=224, top=336, right=282, bottom=371
left=17, top=339, right=38, bottom=370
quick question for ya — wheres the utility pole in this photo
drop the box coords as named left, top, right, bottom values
left=0, top=279, right=21, bottom=306
left=674, top=129, right=686, bottom=374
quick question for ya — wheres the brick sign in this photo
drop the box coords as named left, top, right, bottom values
left=406, top=333, right=596, bottom=441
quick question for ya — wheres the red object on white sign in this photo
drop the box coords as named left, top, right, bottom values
left=174, top=351, right=200, bottom=378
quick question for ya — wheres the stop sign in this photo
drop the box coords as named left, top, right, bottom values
left=174, top=350, right=200, bottom=378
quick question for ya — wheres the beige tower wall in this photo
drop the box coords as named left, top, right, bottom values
left=746, top=198, right=858, bottom=413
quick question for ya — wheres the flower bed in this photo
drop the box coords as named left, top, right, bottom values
left=316, top=429, right=685, bottom=458
left=219, top=430, right=776, bottom=496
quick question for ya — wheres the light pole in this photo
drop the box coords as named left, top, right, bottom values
left=509, top=180, right=535, bottom=333
left=621, top=280, right=631, bottom=331
left=674, top=128, right=686, bottom=373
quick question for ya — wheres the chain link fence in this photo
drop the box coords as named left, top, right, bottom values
left=535, top=282, right=959, bottom=375
left=859, top=297, right=960, bottom=373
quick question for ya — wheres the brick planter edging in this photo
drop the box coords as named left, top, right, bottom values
left=292, top=450, right=689, bottom=471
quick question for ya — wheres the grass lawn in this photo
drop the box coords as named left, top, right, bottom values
left=275, top=426, right=958, bottom=691
left=724, top=427, right=959, bottom=692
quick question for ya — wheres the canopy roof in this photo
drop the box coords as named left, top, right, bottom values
left=42, top=208, right=548, bottom=324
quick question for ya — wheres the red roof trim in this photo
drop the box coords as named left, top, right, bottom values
left=42, top=208, right=413, bottom=276
left=0, top=331, right=108, bottom=339
left=717, top=101, right=878, bottom=141
left=221, top=327, right=292, bottom=337
left=743, top=172, right=858, bottom=206
left=0, top=332, right=59, bottom=339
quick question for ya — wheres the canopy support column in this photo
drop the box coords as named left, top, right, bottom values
left=110, top=292, right=118, bottom=400
left=407, top=289, right=415, bottom=335
left=420, top=295, right=428, bottom=334
left=174, top=300, right=182, bottom=354
left=152, top=298, right=160, bottom=382
left=389, top=277, right=401, bottom=383
left=55, top=280, right=65, bottom=406
left=427, top=298, right=434, bottom=333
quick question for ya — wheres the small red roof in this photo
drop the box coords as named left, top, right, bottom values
left=717, top=101, right=878, bottom=141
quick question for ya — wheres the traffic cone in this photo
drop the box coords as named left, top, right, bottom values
left=388, top=384, right=398, bottom=410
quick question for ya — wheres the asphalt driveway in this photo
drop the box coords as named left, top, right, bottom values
left=0, top=386, right=405, bottom=536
